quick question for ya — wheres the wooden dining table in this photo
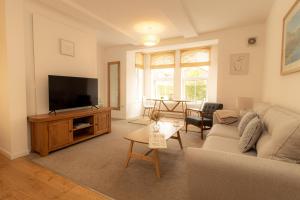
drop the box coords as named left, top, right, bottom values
left=147, top=98, right=191, bottom=114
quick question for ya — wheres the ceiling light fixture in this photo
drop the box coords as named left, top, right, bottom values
left=142, top=34, right=160, bottom=47
left=134, top=21, right=164, bottom=34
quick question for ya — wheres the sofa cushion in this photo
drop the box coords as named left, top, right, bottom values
left=238, top=112, right=257, bottom=136
left=256, top=106, right=300, bottom=163
left=208, top=124, right=240, bottom=139
left=203, top=136, right=257, bottom=156
left=239, top=117, right=263, bottom=153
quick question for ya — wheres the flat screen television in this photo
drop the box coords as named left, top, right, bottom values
left=48, top=75, right=98, bottom=111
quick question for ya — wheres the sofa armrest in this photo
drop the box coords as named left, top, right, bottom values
left=186, top=148, right=300, bottom=200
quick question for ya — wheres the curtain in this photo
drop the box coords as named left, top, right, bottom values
left=150, top=51, right=175, bottom=69
left=135, top=52, right=144, bottom=69
left=180, top=48, right=210, bottom=67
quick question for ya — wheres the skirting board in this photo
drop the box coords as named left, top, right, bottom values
left=0, top=147, right=30, bottom=160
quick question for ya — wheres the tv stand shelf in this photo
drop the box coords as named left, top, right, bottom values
left=28, top=107, right=111, bottom=156
left=73, top=124, right=93, bottom=131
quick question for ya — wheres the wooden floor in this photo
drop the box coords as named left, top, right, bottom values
left=0, top=154, right=111, bottom=200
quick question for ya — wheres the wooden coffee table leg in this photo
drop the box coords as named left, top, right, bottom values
left=125, top=140, right=134, bottom=168
left=153, top=149, right=160, bottom=178
left=177, top=131, right=183, bottom=149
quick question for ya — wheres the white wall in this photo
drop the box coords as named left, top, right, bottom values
left=0, top=0, right=101, bottom=159
left=0, top=0, right=29, bottom=159
left=100, top=23, right=266, bottom=119
left=262, top=0, right=300, bottom=112
left=24, top=0, right=98, bottom=115
left=211, top=25, right=265, bottom=109
left=0, top=0, right=11, bottom=157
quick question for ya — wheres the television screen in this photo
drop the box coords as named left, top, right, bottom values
left=48, top=75, right=98, bottom=111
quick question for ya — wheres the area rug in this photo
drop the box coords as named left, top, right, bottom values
left=127, top=116, right=151, bottom=125
left=28, top=119, right=205, bottom=200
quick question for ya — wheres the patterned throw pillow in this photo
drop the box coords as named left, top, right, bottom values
left=238, top=112, right=257, bottom=136
left=239, top=117, right=263, bottom=153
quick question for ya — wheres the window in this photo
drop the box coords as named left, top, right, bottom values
left=181, top=48, right=210, bottom=101
left=150, top=51, right=175, bottom=99
left=181, top=67, right=209, bottom=101
left=135, top=52, right=144, bottom=101
left=151, top=68, right=174, bottom=99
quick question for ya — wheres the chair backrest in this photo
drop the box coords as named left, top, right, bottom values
left=202, top=103, right=223, bottom=119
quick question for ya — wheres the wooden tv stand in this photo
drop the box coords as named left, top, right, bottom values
left=28, top=107, right=111, bottom=156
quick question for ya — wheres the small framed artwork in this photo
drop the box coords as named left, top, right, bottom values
left=60, top=39, right=75, bottom=57
left=281, top=0, right=300, bottom=75
left=230, top=53, right=250, bottom=75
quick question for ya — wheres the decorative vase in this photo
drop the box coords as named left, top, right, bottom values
left=153, top=122, right=160, bottom=132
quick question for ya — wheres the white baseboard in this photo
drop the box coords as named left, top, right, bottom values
left=0, top=147, right=12, bottom=159
left=0, top=147, right=30, bottom=160
left=11, top=149, right=30, bottom=160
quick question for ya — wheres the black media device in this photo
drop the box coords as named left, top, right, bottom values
left=48, top=75, right=98, bottom=112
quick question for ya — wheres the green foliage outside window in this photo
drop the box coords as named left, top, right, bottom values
left=156, top=84, right=173, bottom=99
left=184, top=80, right=206, bottom=101
left=183, top=67, right=208, bottom=101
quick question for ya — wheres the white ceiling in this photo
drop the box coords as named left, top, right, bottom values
left=37, top=0, right=276, bottom=47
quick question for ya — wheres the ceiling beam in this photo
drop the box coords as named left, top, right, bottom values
left=156, top=0, right=198, bottom=38
left=37, top=0, right=139, bottom=45
left=61, top=0, right=139, bottom=45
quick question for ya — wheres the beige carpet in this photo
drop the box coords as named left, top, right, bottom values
left=128, top=116, right=151, bottom=125
left=28, top=119, right=205, bottom=200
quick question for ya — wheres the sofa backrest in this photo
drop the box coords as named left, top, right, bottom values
left=256, top=106, right=300, bottom=163
left=252, top=102, right=272, bottom=118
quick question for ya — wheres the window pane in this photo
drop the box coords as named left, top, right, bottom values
left=155, top=81, right=174, bottom=99
left=181, top=66, right=208, bottom=101
left=151, top=68, right=174, bottom=99
left=152, top=68, right=174, bottom=79
left=183, top=67, right=209, bottom=79
left=184, top=80, right=207, bottom=101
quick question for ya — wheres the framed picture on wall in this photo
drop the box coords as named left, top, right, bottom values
left=230, top=53, right=250, bottom=75
left=281, top=0, right=300, bottom=75
left=60, top=39, right=75, bottom=57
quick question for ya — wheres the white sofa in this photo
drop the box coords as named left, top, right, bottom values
left=186, top=103, right=300, bottom=200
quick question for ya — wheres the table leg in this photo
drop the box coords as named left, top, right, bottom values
left=177, top=131, right=183, bottom=149
left=182, top=102, right=185, bottom=118
left=125, top=141, right=134, bottom=168
left=158, top=100, right=162, bottom=111
left=153, top=100, right=157, bottom=110
left=153, top=149, right=160, bottom=178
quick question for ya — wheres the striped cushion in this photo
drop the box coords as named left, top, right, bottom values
left=238, top=112, right=257, bottom=136
left=239, top=117, right=263, bottom=153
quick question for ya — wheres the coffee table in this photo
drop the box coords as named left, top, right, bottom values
left=124, top=121, right=183, bottom=178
